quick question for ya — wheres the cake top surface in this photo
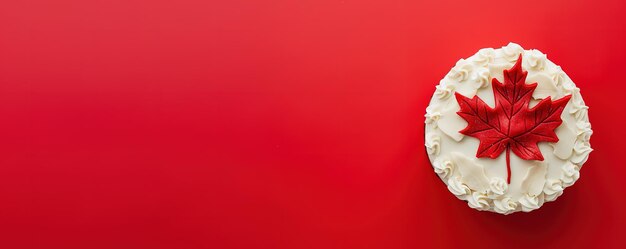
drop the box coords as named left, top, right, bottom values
left=425, top=42, right=592, bottom=214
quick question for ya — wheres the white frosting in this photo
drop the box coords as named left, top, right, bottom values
left=577, top=120, right=593, bottom=141
left=447, top=59, right=473, bottom=82
left=519, top=194, right=544, bottom=212
left=453, top=153, right=490, bottom=192
left=467, top=192, right=490, bottom=210
left=447, top=177, right=471, bottom=197
left=493, top=197, right=517, bottom=214
left=424, top=106, right=441, bottom=127
left=471, top=68, right=490, bottom=89
left=552, top=120, right=577, bottom=160
left=571, top=141, right=592, bottom=165
left=489, top=177, right=508, bottom=196
left=425, top=133, right=441, bottom=156
left=434, top=81, right=455, bottom=100
left=425, top=43, right=592, bottom=214
left=433, top=158, right=454, bottom=179
left=526, top=49, right=547, bottom=71
left=520, top=161, right=548, bottom=197
left=543, top=179, right=564, bottom=202
left=473, top=48, right=495, bottom=66
left=561, top=162, right=580, bottom=187
left=527, top=72, right=558, bottom=99
left=502, top=42, right=524, bottom=62
left=437, top=102, right=466, bottom=142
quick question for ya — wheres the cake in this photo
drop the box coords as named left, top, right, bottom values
left=425, top=43, right=592, bottom=214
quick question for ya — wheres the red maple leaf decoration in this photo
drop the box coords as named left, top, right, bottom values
left=454, top=54, right=571, bottom=183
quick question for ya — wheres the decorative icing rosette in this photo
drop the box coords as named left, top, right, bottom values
left=425, top=43, right=592, bottom=214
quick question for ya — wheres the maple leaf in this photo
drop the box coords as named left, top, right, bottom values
left=454, top=54, right=571, bottom=183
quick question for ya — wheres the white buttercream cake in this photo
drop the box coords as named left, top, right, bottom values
left=425, top=43, right=592, bottom=214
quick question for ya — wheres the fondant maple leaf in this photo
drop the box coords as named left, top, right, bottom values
left=454, top=55, right=571, bottom=183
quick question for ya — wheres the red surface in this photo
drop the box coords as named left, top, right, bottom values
left=0, top=0, right=623, bottom=248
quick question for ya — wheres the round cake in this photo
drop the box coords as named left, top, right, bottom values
left=425, top=43, right=592, bottom=214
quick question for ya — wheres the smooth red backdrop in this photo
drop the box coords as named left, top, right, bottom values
left=0, top=0, right=623, bottom=248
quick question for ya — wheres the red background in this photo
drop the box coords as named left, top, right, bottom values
left=0, top=0, right=623, bottom=248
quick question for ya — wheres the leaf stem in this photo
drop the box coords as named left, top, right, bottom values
left=506, top=145, right=511, bottom=184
